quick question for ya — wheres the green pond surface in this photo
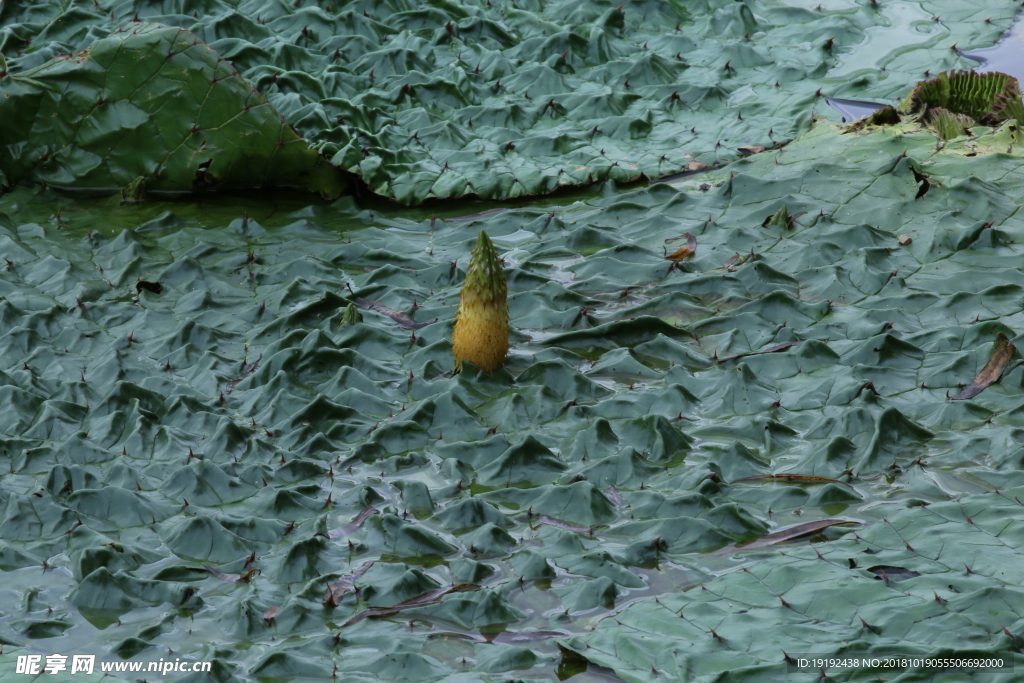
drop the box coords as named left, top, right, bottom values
left=4, top=1, right=1024, bottom=683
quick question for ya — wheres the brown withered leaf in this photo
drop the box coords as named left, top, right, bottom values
left=263, top=606, right=280, bottom=622
left=353, top=297, right=434, bottom=329
left=898, top=234, right=912, bottom=246
left=950, top=333, right=1016, bottom=400
left=732, top=474, right=843, bottom=484
left=666, top=233, right=697, bottom=261
left=688, top=161, right=709, bottom=172
left=323, top=560, right=375, bottom=607
left=342, top=583, right=480, bottom=627
left=737, top=145, right=767, bottom=156
left=329, top=506, right=378, bottom=539
left=711, top=519, right=858, bottom=556
left=718, top=341, right=799, bottom=364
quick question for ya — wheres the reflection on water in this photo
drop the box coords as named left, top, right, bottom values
left=961, top=17, right=1024, bottom=83
left=825, top=97, right=886, bottom=122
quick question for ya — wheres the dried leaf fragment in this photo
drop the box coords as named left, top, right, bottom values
left=711, top=519, right=858, bottom=555
left=737, top=145, right=766, bottom=156
left=732, top=474, right=843, bottom=484
left=666, top=233, right=697, bottom=261
left=323, top=560, right=375, bottom=607
left=950, top=333, right=1016, bottom=400
left=328, top=506, right=378, bottom=539
left=354, top=297, right=433, bottom=329
left=898, top=234, right=912, bottom=245
left=263, top=606, right=280, bottom=622
left=718, top=341, right=799, bottom=364
left=688, top=161, right=709, bottom=172
left=342, top=583, right=479, bottom=626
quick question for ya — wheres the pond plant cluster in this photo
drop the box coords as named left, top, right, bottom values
left=4, top=1, right=1024, bottom=682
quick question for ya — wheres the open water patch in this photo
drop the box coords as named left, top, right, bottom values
left=962, top=12, right=1024, bottom=82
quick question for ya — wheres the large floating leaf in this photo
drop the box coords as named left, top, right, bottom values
left=0, top=22, right=346, bottom=197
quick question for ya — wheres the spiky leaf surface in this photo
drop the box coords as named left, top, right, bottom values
left=928, top=107, right=975, bottom=139
left=902, top=69, right=1021, bottom=124
left=993, top=88, right=1024, bottom=123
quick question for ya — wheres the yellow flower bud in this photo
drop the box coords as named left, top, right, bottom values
left=452, top=231, right=509, bottom=373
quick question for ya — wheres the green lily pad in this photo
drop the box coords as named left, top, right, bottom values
left=0, top=23, right=346, bottom=197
